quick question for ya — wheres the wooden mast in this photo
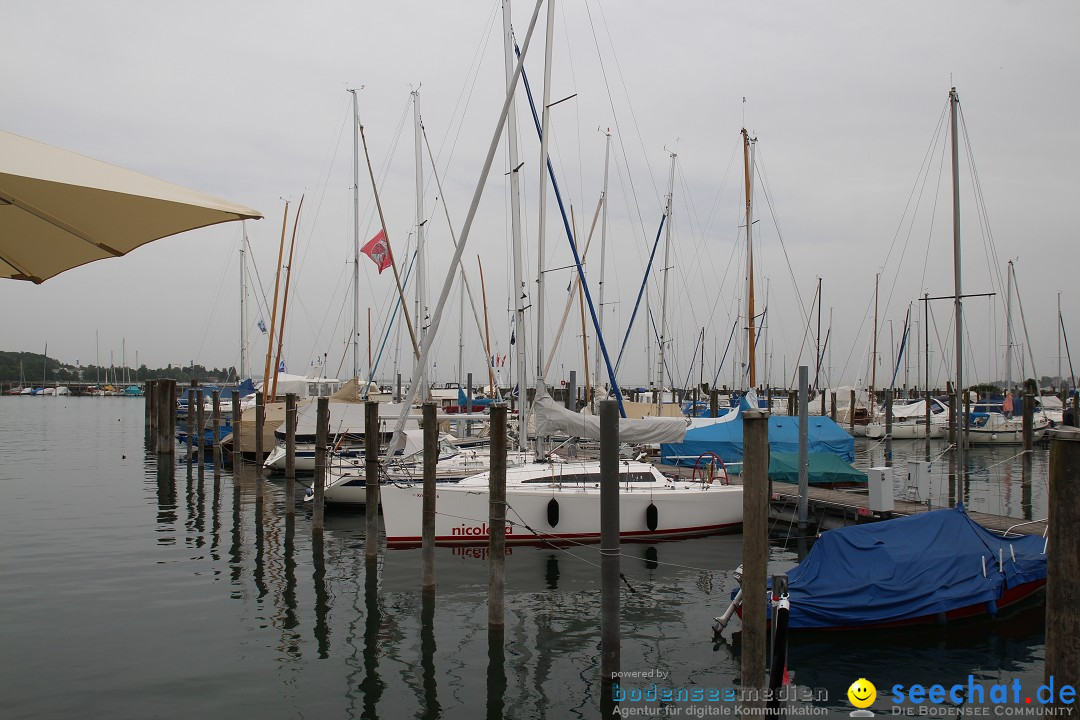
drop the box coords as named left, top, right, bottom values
left=271, top=195, right=304, bottom=400
left=262, top=201, right=289, bottom=395
left=478, top=256, right=497, bottom=396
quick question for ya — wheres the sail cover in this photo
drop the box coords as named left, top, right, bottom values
left=531, top=388, right=687, bottom=443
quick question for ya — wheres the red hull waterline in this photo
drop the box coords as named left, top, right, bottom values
left=736, top=580, right=1046, bottom=632
left=386, top=521, right=743, bottom=548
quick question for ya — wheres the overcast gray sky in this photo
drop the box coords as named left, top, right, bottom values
left=3, top=0, right=1077, bottom=391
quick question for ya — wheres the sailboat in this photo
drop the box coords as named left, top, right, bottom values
left=378, top=0, right=743, bottom=544
left=967, top=261, right=1049, bottom=444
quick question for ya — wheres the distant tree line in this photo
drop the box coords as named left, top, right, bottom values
left=0, top=351, right=236, bottom=385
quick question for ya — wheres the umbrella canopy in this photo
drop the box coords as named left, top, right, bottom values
left=0, top=129, right=262, bottom=283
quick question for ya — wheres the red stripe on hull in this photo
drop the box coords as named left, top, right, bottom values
left=386, top=521, right=743, bottom=547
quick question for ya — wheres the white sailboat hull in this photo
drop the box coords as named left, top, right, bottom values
left=380, top=477, right=743, bottom=545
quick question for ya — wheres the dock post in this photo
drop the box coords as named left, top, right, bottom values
left=145, top=380, right=155, bottom=437
left=710, top=389, right=719, bottom=418
left=788, top=390, right=796, bottom=416
left=167, top=380, right=177, bottom=453
left=365, top=400, right=380, bottom=561
left=1046, top=427, right=1080, bottom=707
left=1022, top=391, right=1034, bottom=451
left=600, top=400, right=620, bottom=689
left=830, top=390, right=837, bottom=421
left=156, top=380, right=171, bottom=454
left=422, top=402, right=437, bottom=590
left=255, top=392, right=265, bottom=478
left=311, top=397, right=328, bottom=533
left=186, top=382, right=196, bottom=465
left=742, top=408, right=770, bottom=714
left=230, top=391, right=241, bottom=462
left=284, top=393, right=297, bottom=516
left=885, top=390, right=894, bottom=464
left=396, top=372, right=402, bottom=403
left=819, top=389, right=825, bottom=416
left=488, top=404, right=507, bottom=628
left=849, top=389, right=856, bottom=434
left=798, top=367, right=809, bottom=532
left=212, top=390, right=221, bottom=478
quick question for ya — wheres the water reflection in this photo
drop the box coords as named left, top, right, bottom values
left=282, top=514, right=300, bottom=656
left=129, top=434, right=1046, bottom=719
left=486, top=626, right=506, bottom=720
left=362, top=557, right=385, bottom=718
left=210, top=469, right=222, bottom=562
left=155, top=455, right=177, bottom=545
left=788, top=600, right=1045, bottom=712
left=545, top=554, right=560, bottom=589
left=312, top=530, right=330, bottom=658
left=420, top=586, right=441, bottom=719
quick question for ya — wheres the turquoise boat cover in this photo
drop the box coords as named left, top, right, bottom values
left=660, top=409, right=854, bottom=465
left=767, top=451, right=866, bottom=485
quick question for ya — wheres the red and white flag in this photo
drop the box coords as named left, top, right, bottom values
left=361, top=229, right=392, bottom=274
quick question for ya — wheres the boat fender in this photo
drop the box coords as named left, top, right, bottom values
left=646, top=502, right=659, bottom=531
left=935, top=612, right=948, bottom=627
left=986, top=599, right=998, bottom=617
left=547, top=497, right=559, bottom=527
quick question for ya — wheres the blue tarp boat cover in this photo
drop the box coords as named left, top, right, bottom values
left=660, top=407, right=854, bottom=465
left=457, top=388, right=495, bottom=408
left=776, top=505, right=1046, bottom=628
left=177, top=379, right=255, bottom=406
left=767, top=452, right=866, bottom=486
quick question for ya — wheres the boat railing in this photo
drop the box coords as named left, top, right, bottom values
left=1001, top=518, right=1048, bottom=538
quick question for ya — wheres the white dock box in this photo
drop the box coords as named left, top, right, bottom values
left=867, top=466, right=894, bottom=512
left=905, top=460, right=931, bottom=503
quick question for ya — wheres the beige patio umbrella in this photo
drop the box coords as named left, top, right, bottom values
left=0, top=129, right=262, bottom=283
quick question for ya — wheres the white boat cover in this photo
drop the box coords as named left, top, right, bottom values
left=281, top=401, right=415, bottom=436
left=531, top=386, right=687, bottom=443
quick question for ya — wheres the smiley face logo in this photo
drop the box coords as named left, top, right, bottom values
left=847, top=678, right=877, bottom=709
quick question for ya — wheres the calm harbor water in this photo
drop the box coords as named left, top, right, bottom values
left=0, top=398, right=1049, bottom=719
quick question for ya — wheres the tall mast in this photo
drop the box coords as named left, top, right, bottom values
left=595, top=128, right=611, bottom=395
left=1005, top=259, right=1013, bottom=395
left=741, top=129, right=757, bottom=389
left=502, top=0, right=528, bottom=450
left=535, top=0, right=555, bottom=392
left=871, top=272, right=878, bottom=419
left=458, top=273, right=464, bottom=391
left=657, top=152, right=676, bottom=415
left=240, top=221, right=250, bottom=380
left=271, top=196, right=303, bottom=400
left=950, top=86, right=965, bottom=471
left=349, top=89, right=361, bottom=380
left=413, top=89, right=428, bottom=398
left=1059, top=292, right=1063, bottom=390
left=815, top=277, right=822, bottom=391
left=262, top=202, right=289, bottom=395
